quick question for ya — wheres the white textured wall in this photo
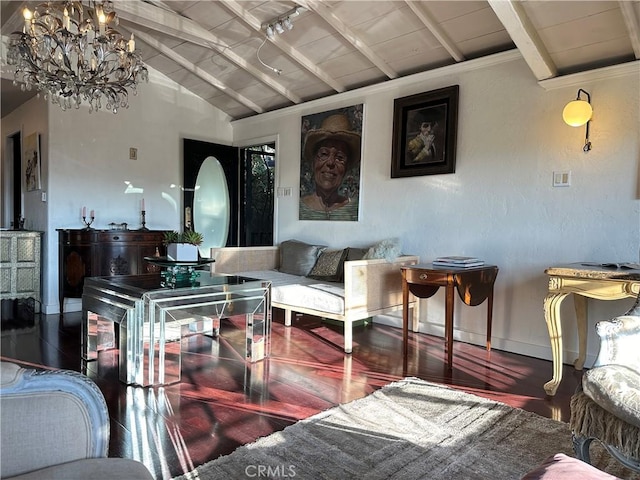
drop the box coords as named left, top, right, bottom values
left=2, top=68, right=233, bottom=314
left=232, top=54, right=640, bottom=365
left=3, top=52, right=639, bottom=368
left=2, top=97, right=49, bottom=230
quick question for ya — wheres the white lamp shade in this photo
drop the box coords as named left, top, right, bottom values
left=563, top=100, right=593, bottom=127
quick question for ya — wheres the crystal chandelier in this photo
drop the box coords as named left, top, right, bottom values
left=7, top=1, right=148, bottom=113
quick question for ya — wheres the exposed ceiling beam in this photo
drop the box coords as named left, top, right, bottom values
left=619, top=0, right=640, bottom=59
left=1, top=1, right=25, bottom=32
left=143, top=0, right=175, bottom=12
left=220, top=0, right=345, bottom=93
left=130, top=28, right=263, bottom=114
left=488, top=0, right=557, bottom=80
left=298, top=0, right=398, bottom=79
left=404, top=1, right=465, bottom=62
left=115, top=1, right=302, bottom=104
left=1, top=35, right=16, bottom=81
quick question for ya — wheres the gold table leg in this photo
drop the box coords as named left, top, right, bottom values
left=543, top=292, right=570, bottom=396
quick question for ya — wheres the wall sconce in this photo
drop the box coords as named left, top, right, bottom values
left=562, top=88, right=593, bottom=152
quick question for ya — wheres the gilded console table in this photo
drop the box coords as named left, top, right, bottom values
left=543, top=263, right=640, bottom=396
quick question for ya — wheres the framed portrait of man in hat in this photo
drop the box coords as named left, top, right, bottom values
left=300, top=104, right=363, bottom=221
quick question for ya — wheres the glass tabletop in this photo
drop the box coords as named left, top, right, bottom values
left=85, top=272, right=267, bottom=295
left=144, top=256, right=216, bottom=268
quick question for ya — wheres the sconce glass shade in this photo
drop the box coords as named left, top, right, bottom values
left=563, top=100, right=593, bottom=127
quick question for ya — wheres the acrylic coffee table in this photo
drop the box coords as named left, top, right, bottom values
left=81, top=273, right=271, bottom=386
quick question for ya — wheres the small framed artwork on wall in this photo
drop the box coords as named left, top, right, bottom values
left=391, top=85, right=459, bottom=178
left=24, top=132, right=41, bottom=191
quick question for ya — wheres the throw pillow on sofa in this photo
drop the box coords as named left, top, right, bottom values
left=308, top=249, right=348, bottom=282
left=346, top=247, right=368, bottom=261
left=279, top=240, right=326, bottom=276
left=363, top=238, right=402, bottom=262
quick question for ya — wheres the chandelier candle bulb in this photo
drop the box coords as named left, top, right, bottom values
left=98, top=6, right=106, bottom=35
left=22, top=8, right=31, bottom=31
left=128, top=34, right=135, bottom=53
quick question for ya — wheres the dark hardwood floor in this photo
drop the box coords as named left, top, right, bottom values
left=1, top=307, right=582, bottom=479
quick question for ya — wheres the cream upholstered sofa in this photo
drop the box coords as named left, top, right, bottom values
left=210, top=240, right=419, bottom=353
left=0, top=361, right=153, bottom=480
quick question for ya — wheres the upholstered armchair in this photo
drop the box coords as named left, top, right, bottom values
left=0, top=361, right=153, bottom=479
left=570, top=295, right=640, bottom=473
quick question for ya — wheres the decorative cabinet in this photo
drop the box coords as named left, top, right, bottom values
left=58, top=229, right=167, bottom=314
left=0, top=230, right=43, bottom=304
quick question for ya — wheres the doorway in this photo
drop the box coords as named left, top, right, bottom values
left=241, top=143, right=275, bottom=246
left=183, top=139, right=275, bottom=248
left=1, top=131, right=22, bottom=229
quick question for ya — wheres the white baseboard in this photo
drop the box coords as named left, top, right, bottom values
left=372, top=313, right=596, bottom=368
left=43, top=298, right=82, bottom=315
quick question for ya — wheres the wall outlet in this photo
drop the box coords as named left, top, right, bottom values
left=129, top=147, right=137, bottom=160
left=41, top=191, right=47, bottom=202
left=553, top=171, right=571, bottom=187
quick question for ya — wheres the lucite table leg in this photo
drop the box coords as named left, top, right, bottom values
left=120, top=309, right=138, bottom=385
left=82, top=308, right=98, bottom=361
left=246, top=312, right=266, bottom=362
left=264, top=282, right=272, bottom=358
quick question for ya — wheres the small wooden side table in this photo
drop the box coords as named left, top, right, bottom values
left=401, top=263, right=499, bottom=371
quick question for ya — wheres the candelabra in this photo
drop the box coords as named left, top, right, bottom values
left=82, top=215, right=94, bottom=229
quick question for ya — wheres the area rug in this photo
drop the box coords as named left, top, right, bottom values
left=174, top=378, right=637, bottom=480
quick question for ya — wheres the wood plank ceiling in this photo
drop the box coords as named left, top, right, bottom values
left=2, top=1, right=639, bottom=120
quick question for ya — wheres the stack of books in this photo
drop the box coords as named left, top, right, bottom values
left=432, top=256, right=485, bottom=268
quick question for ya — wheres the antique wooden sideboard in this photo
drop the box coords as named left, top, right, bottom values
left=57, top=229, right=167, bottom=314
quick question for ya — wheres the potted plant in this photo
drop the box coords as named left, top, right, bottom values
left=163, top=230, right=204, bottom=261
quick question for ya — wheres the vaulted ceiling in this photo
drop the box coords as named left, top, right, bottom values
left=2, top=1, right=639, bottom=120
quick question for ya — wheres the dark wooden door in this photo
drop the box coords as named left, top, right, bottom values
left=183, top=139, right=240, bottom=246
